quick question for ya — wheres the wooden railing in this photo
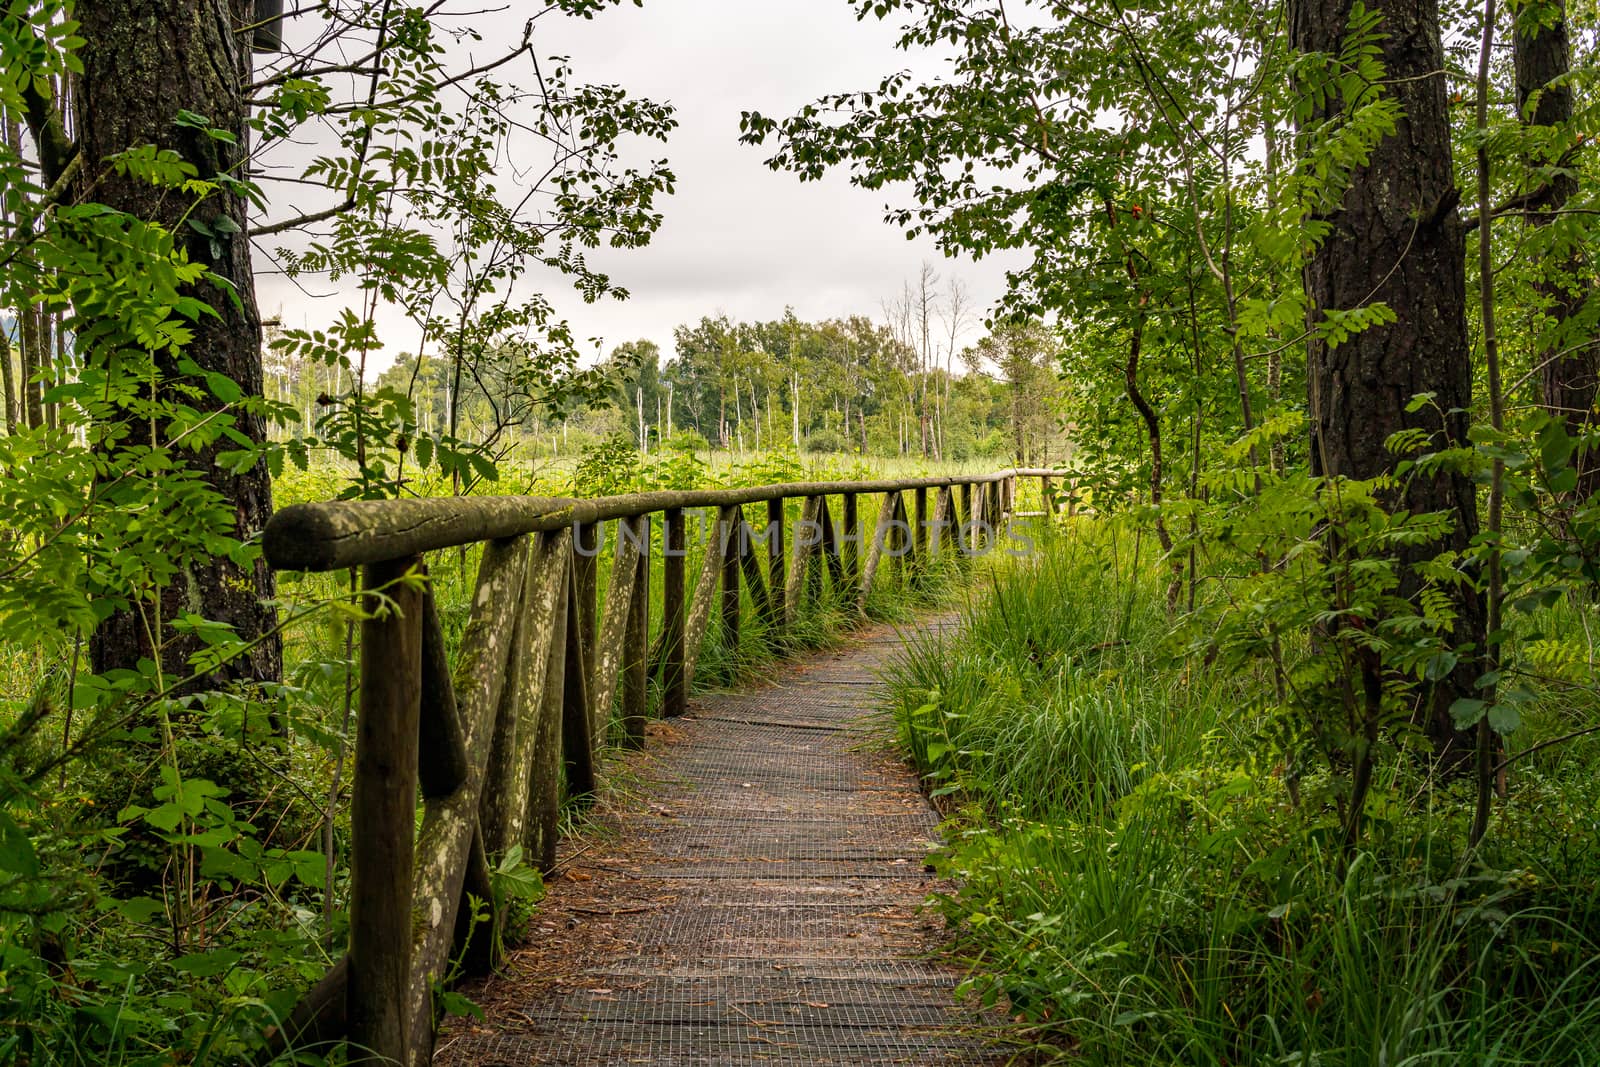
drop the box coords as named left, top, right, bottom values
left=258, top=468, right=1067, bottom=1065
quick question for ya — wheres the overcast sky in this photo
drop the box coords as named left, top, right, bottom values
left=252, top=0, right=1019, bottom=370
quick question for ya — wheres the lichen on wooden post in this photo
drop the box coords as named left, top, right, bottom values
left=591, top=518, right=643, bottom=744
left=784, top=495, right=822, bottom=623
left=524, top=532, right=572, bottom=872
left=683, top=508, right=728, bottom=688
left=479, top=530, right=568, bottom=863
left=622, top=515, right=651, bottom=747
left=856, top=491, right=900, bottom=613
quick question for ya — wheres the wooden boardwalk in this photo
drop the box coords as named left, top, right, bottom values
left=435, top=616, right=1001, bottom=1066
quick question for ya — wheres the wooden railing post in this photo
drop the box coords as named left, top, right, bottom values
left=765, top=498, right=786, bottom=635
left=623, top=515, right=650, bottom=746
left=818, top=497, right=844, bottom=601
left=349, top=554, right=423, bottom=1067
left=786, top=495, right=821, bottom=619
left=683, top=508, right=728, bottom=689
left=892, top=491, right=911, bottom=585
left=479, top=531, right=566, bottom=865
left=841, top=492, right=859, bottom=591
left=960, top=482, right=974, bottom=555
left=418, top=584, right=467, bottom=799
left=737, top=518, right=774, bottom=629
left=662, top=507, right=687, bottom=718
left=719, top=505, right=740, bottom=664
left=928, top=485, right=951, bottom=560
left=573, top=521, right=599, bottom=688
left=527, top=534, right=571, bottom=872
left=912, top=486, right=928, bottom=580
left=857, top=490, right=898, bottom=611
left=561, top=557, right=596, bottom=801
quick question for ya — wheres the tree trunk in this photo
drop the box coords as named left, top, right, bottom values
left=1515, top=0, right=1597, bottom=498
left=76, top=0, right=280, bottom=684
left=1290, top=0, right=1482, bottom=769
left=1, top=329, right=14, bottom=434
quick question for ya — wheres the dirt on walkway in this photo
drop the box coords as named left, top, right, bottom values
left=435, top=617, right=1006, bottom=1066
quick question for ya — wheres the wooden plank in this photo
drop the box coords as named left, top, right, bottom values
left=765, top=498, right=786, bottom=634
left=784, top=495, right=822, bottom=622
left=841, top=492, right=859, bottom=590
left=561, top=556, right=596, bottom=801
left=682, top=508, right=727, bottom=692
left=417, top=582, right=467, bottom=799
left=890, top=491, right=910, bottom=585
left=479, top=530, right=568, bottom=861
left=928, top=486, right=952, bottom=559
left=818, top=497, right=844, bottom=598
left=805, top=497, right=826, bottom=605
left=525, top=533, right=571, bottom=872
left=348, top=554, right=424, bottom=1067
left=960, top=482, right=974, bottom=554
left=719, top=505, right=741, bottom=662
left=573, top=521, right=600, bottom=690
left=622, top=515, right=650, bottom=748
left=661, top=507, right=687, bottom=718
left=404, top=536, right=530, bottom=1065
left=736, top=520, right=773, bottom=631
left=914, top=486, right=928, bottom=561
left=856, top=491, right=900, bottom=612
left=591, top=518, right=643, bottom=745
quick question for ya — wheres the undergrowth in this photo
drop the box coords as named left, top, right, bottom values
left=887, top=520, right=1600, bottom=1066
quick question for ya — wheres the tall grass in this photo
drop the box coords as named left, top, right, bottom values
left=886, top=520, right=1600, bottom=1066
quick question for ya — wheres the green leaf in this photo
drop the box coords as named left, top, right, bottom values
left=0, top=812, right=39, bottom=876
left=171, top=949, right=242, bottom=977
left=1449, top=698, right=1487, bottom=728
left=1487, top=704, right=1521, bottom=735
left=1422, top=651, right=1457, bottom=681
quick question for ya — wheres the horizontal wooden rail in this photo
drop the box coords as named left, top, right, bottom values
left=261, top=467, right=1070, bottom=1065
left=263, top=469, right=1067, bottom=573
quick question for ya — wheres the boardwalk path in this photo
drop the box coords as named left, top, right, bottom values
left=436, top=616, right=1001, bottom=1066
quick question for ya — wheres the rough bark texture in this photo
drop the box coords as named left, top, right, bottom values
left=77, top=0, right=279, bottom=683
left=1290, top=0, right=1483, bottom=766
left=348, top=556, right=423, bottom=1067
left=1515, top=0, right=1598, bottom=498
left=1, top=331, right=16, bottom=434
left=76, top=0, right=280, bottom=684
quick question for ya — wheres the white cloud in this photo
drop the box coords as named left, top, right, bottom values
left=253, top=0, right=1020, bottom=370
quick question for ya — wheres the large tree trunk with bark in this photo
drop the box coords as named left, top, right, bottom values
left=75, top=0, right=280, bottom=684
left=1290, top=0, right=1483, bottom=770
left=1515, top=0, right=1598, bottom=498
